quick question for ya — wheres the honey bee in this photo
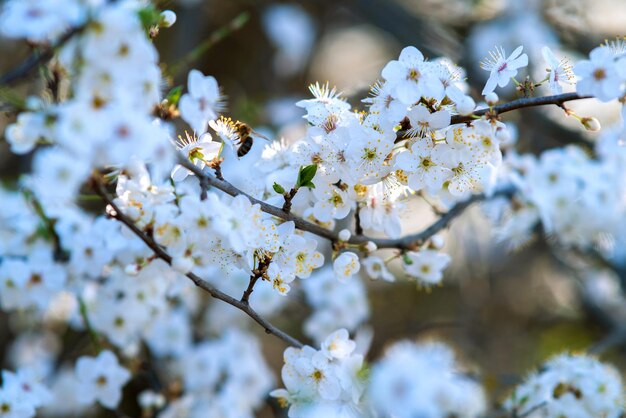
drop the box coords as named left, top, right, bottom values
left=211, top=117, right=271, bottom=158
left=231, top=120, right=270, bottom=158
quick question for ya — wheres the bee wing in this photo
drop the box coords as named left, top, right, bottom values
left=251, top=130, right=272, bottom=142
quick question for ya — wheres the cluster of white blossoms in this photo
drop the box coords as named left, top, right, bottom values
left=1, top=0, right=626, bottom=416
left=270, top=329, right=368, bottom=417
left=0, top=368, right=51, bottom=418
left=369, top=341, right=487, bottom=418
left=163, top=330, right=274, bottom=418
left=505, top=353, right=624, bottom=418
left=490, top=145, right=622, bottom=250
left=271, top=333, right=489, bottom=418
left=5, top=0, right=173, bottom=212
left=484, top=42, right=626, bottom=257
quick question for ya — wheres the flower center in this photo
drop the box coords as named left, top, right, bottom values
left=96, top=375, right=108, bottom=387
left=311, top=369, right=324, bottom=382
left=593, top=68, right=606, bottom=80
left=408, top=68, right=420, bottom=81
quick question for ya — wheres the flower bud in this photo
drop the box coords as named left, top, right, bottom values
left=139, top=390, right=166, bottom=409
left=456, top=96, right=476, bottom=116
left=122, top=342, right=140, bottom=358
left=124, top=264, right=140, bottom=276
left=430, top=234, right=445, bottom=249
left=159, top=10, right=177, bottom=28
left=485, top=92, right=499, bottom=106
left=338, top=229, right=351, bottom=241
left=365, top=241, right=377, bottom=252
left=581, top=117, right=601, bottom=132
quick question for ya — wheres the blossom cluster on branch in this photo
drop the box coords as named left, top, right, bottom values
left=0, top=0, right=625, bottom=417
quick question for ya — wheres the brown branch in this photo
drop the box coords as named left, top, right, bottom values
left=354, top=204, right=363, bottom=236
left=281, top=188, right=298, bottom=213
left=242, top=253, right=271, bottom=304
left=89, top=175, right=304, bottom=348
left=180, top=156, right=515, bottom=250
left=395, top=93, right=592, bottom=141
left=0, top=0, right=121, bottom=87
left=0, top=27, right=86, bottom=87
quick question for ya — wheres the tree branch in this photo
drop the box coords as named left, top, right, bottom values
left=0, top=0, right=121, bottom=87
left=0, top=27, right=83, bottom=87
left=452, top=92, right=591, bottom=124
left=89, top=176, right=304, bottom=348
left=179, top=155, right=515, bottom=250
left=396, top=93, right=592, bottom=141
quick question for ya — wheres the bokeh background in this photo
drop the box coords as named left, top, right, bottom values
left=2, top=0, right=626, bottom=416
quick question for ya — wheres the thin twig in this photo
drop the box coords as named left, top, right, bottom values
left=281, top=188, right=298, bottom=213
left=589, top=327, right=626, bottom=355
left=354, top=204, right=363, bottom=236
left=0, top=27, right=82, bottom=87
left=452, top=92, right=591, bottom=124
left=90, top=176, right=304, bottom=348
left=396, top=92, right=592, bottom=141
left=241, top=253, right=271, bottom=304
left=0, top=0, right=120, bottom=87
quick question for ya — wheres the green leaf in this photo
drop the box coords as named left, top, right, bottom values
left=164, top=85, right=183, bottom=106
left=296, top=164, right=317, bottom=189
left=273, top=182, right=286, bottom=194
left=138, top=5, right=160, bottom=30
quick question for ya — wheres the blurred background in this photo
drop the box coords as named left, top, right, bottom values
left=2, top=0, right=626, bottom=416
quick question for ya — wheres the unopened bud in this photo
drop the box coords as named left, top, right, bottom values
left=365, top=241, right=377, bottom=252
left=339, top=229, right=351, bottom=241
left=581, top=117, right=601, bottom=132
left=124, top=263, right=140, bottom=276
left=159, top=10, right=177, bottom=28
left=430, top=234, right=445, bottom=250
left=485, top=92, right=499, bottom=106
